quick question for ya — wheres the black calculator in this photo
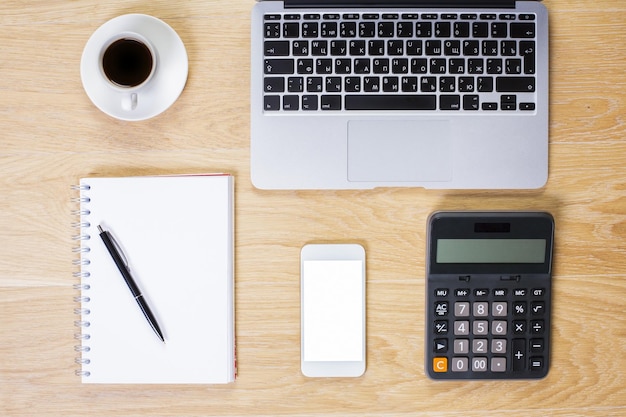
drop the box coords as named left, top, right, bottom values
left=426, top=212, right=554, bottom=379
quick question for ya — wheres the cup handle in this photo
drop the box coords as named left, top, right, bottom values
left=122, top=93, right=138, bottom=111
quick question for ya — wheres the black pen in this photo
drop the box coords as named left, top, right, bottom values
left=97, top=225, right=165, bottom=343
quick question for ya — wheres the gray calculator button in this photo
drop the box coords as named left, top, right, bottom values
left=473, top=338, right=488, bottom=353
left=473, top=301, right=489, bottom=317
left=491, top=357, right=507, bottom=372
left=452, top=357, right=469, bottom=372
left=454, top=320, right=470, bottom=335
left=492, top=320, right=507, bottom=335
left=492, top=301, right=507, bottom=316
left=472, top=357, right=488, bottom=372
left=491, top=338, right=507, bottom=354
left=473, top=320, right=489, bottom=335
left=455, top=301, right=470, bottom=317
left=454, top=339, right=469, bottom=354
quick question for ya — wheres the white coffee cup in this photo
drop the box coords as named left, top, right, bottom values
left=100, top=33, right=156, bottom=111
left=81, top=14, right=188, bottom=121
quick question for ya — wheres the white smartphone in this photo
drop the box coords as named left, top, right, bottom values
left=300, top=243, right=366, bottom=377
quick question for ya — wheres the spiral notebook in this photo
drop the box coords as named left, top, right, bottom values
left=72, top=174, right=235, bottom=384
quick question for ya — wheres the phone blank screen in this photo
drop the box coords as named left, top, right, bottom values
left=302, top=260, right=364, bottom=362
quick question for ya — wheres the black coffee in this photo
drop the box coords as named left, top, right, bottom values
left=102, top=38, right=153, bottom=88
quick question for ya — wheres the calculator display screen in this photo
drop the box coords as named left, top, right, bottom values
left=436, top=239, right=547, bottom=264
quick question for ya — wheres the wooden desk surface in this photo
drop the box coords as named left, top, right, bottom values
left=1, top=1, right=625, bottom=415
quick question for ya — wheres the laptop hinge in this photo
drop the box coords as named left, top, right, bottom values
left=284, top=0, right=519, bottom=9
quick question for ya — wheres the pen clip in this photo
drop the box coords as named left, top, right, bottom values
left=107, top=229, right=129, bottom=268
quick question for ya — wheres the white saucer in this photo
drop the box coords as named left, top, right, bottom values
left=81, top=14, right=188, bottom=121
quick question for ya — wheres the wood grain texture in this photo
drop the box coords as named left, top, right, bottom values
left=1, top=0, right=625, bottom=415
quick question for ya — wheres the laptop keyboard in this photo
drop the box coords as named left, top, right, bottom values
left=262, top=12, right=537, bottom=112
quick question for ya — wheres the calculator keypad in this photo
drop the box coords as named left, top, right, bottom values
left=427, top=282, right=550, bottom=379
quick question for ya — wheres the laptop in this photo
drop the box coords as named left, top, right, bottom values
left=250, top=0, right=548, bottom=190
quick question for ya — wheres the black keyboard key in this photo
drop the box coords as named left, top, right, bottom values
left=354, top=58, right=371, bottom=74
left=264, top=77, right=285, bottom=93
left=520, top=102, right=536, bottom=111
left=454, top=22, right=470, bottom=37
left=321, top=95, right=342, bottom=110
left=491, top=22, right=507, bottom=38
left=421, top=76, right=437, bottom=92
left=265, top=23, right=280, bottom=38
left=511, top=23, right=536, bottom=38
left=487, top=58, right=503, bottom=74
left=388, top=40, right=405, bottom=56
left=496, top=76, right=536, bottom=92
left=426, top=40, right=442, bottom=56
left=506, top=59, right=522, bottom=74
left=264, top=59, right=294, bottom=74
left=359, top=22, right=376, bottom=37
left=264, top=41, right=289, bottom=56
left=363, top=76, right=380, bottom=92
left=296, top=59, right=313, bottom=74
left=340, top=22, right=357, bottom=37
left=292, top=40, right=309, bottom=56
left=463, top=95, right=479, bottom=110
left=316, top=58, right=332, bottom=74
left=302, top=95, right=318, bottom=110
left=373, top=58, right=390, bottom=74
left=350, top=40, right=366, bottom=55
left=335, top=58, right=352, bottom=74
left=445, top=40, right=461, bottom=56
left=368, top=40, right=385, bottom=56
left=397, top=21, right=413, bottom=37
left=440, top=95, right=460, bottom=110
left=477, top=77, right=493, bottom=92
left=472, top=22, right=489, bottom=38
left=321, top=22, right=338, bottom=37
left=520, top=41, right=536, bottom=74
left=415, top=22, right=432, bottom=37
left=264, top=96, right=280, bottom=111
left=283, top=22, right=299, bottom=38
left=383, top=76, right=399, bottom=92
left=302, top=22, right=318, bottom=38
left=401, top=76, right=419, bottom=92
left=501, top=94, right=517, bottom=110
left=330, top=40, right=347, bottom=56
left=287, top=77, right=304, bottom=92
left=435, top=22, right=451, bottom=38
left=345, top=76, right=361, bottom=92
left=512, top=339, right=526, bottom=371
left=345, top=94, right=436, bottom=110
left=283, top=95, right=299, bottom=111
left=307, top=77, right=323, bottom=92
left=378, top=22, right=395, bottom=37
left=311, top=40, right=328, bottom=56
left=325, top=76, right=342, bottom=92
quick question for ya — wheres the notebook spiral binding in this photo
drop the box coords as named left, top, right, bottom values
left=71, top=184, right=92, bottom=377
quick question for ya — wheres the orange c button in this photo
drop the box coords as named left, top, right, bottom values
left=433, top=357, right=448, bottom=373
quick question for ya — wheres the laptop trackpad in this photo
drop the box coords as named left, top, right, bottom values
left=347, top=120, right=452, bottom=182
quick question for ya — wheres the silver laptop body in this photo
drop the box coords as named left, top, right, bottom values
left=251, top=0, right=548, bottom=189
